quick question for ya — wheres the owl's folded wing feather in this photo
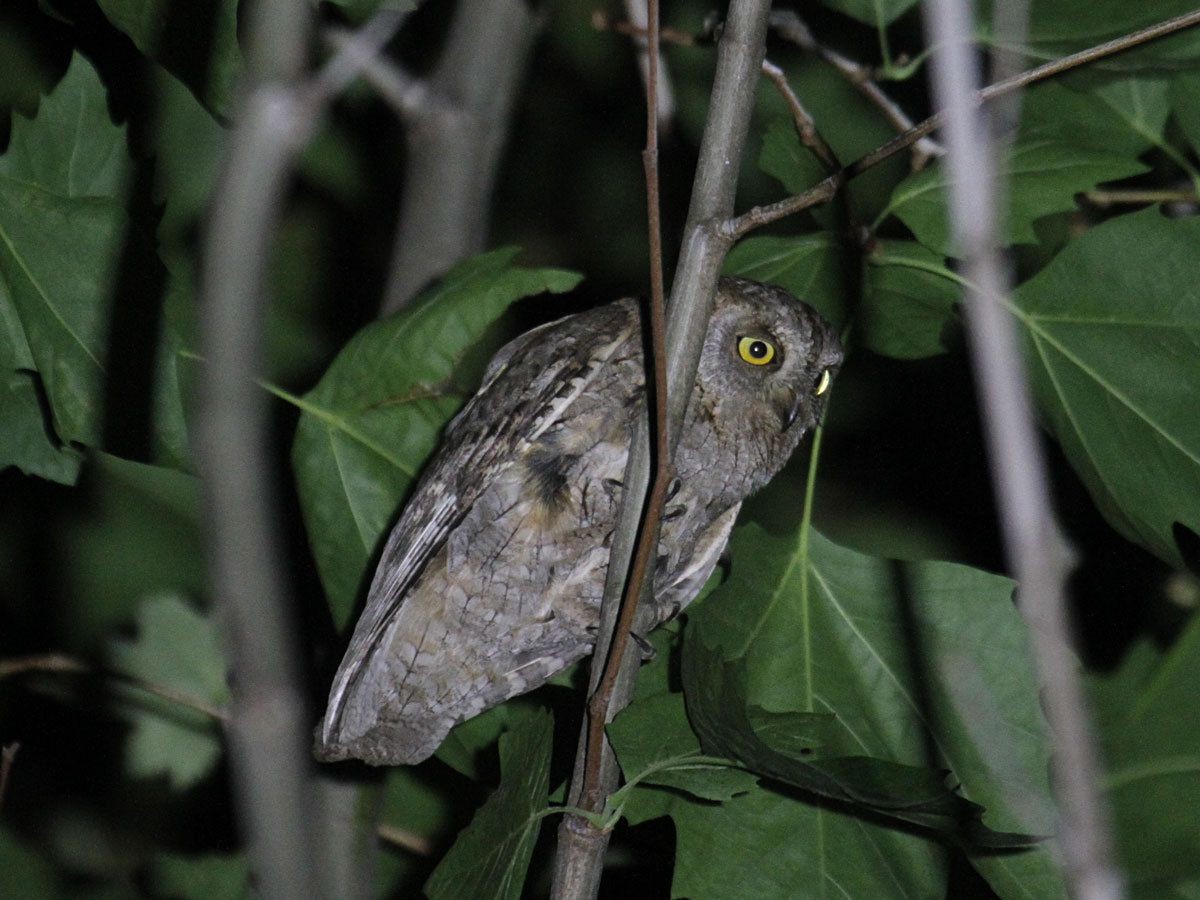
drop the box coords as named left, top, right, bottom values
left=318, top=300, right=638, bottom=750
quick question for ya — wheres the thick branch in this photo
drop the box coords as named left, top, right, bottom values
left=922, top=2, right=1121, bottom=898
left=551, top=0, right=772, bottom=895
left=197, top=8, right=408, bottom=899
left=381, top=0, right=540, bottom=312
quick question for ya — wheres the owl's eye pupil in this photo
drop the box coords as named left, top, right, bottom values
left=737, top=335, right=776, bottom=366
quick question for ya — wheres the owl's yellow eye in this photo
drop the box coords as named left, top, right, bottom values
left=737, top=336, right=776, bottom=366
left=815, top=369, right=832, bottom=396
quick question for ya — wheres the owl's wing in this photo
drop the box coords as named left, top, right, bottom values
left=319, top=300, right=639, bottom=749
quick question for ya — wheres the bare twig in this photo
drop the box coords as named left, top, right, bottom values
left=761, top=60, right=840, bottom=171
left=769, top=10, right=945, bottom=169
left=724, top=7, right=1200, bottom=239
left=552, top=0, right=773, bottom=895
left=0, top=652, right=229, bottom=721
left=376, top=822, right=434, bottom=856
left=1082, top=187, right=1200, bottom=208
left=0, top=743, right=19, bottom=814
left=922, top=2, right=1121, bottom=899
left=381, top=0, right=541, bottom=312
left=198, top=6, right=410, bottom=899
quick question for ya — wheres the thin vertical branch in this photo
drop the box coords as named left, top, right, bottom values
left=577, top=0, right=671, bottom=816
left=921, top=2, right=1122, bottom=899
left=624, top=0, right=676, bottom=130
left=198, top=7, right=408, bottom=898
left=551, top=0, right=772, bottom=894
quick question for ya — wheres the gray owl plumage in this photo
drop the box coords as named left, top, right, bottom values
left=314, top=276, right=842, bottom=766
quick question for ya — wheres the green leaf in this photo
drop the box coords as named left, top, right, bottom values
left=1011, top=208, right=1200, bottom=568
left=0, top=54, right=129, bottom=198
left=1170, top=73, right=1200, bottom=155
left=861, top=241, right=962, bottom=359
left=290, top=249, right=582, bottom=629
left=60, top=453, right=203, bottom=647
left=377, top=766, right=461, bottom=898
left=816, top=0, right=918, bottom=28
left=146, top=853, right=251, bottom=899
left=985, top=2, right=1200, bottom=71
left=1023, top=77, right=1171, bottom=157
left=96, top=0, right=242, bottom=118
left=685, top=523, right=1063, bottom=894
left=609, top=693, right=760, bottom=803
left=623, top=777, right=949, bottom=899
left=724, top=234, right=847, bottom=329
left=1093, top=612, right=1200, bottom=888
left=883, top=138, right=1147, bottom=257
left=424, top=707, right=553, bottom=900
left=106, top=594, right=229, bottom=789
left=0, top=54, right=131, bottom=470
left=0, top=826, right=57, bottom=898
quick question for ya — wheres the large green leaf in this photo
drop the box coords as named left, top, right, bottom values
left=1012, top=208, right=1200, bottom=568
left=882, top=138, right=1147, bottom=257
left=290, top=249, right=582, bottom=628
left=96, top=0, right=242, bottom=118
left=984, top=1, right=1200, bottom=70
left=1091, top=613, right=1200, bottom=890
left=0, top=54, right=131, bottom=482
left=146, top=853, right=251, bottom=899
left=1170, top=73, right=1200, bottom=155
left=724, top=233, right=847, bottom=329
left=861, top=241, right=961, bottom=359
left=424, top=707, right=552, bottom=900
left=106, top=594, right=229, bottom=789
left=682, top=523, right=1064, bottom=896
left=1022, top=76, right=1171, bottom=157
left=816, top=0, right=919, bottom=28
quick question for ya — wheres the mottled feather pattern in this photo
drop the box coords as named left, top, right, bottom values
left=316, top=278, right=842, bottom=765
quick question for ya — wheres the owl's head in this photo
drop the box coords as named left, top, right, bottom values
left=694, top=276, right=843, bottom=477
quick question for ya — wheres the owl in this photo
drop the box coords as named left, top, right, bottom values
left=314, top=276, right=842, bottom=766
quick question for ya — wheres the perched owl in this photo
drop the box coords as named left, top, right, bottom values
left=314, top=277, right=842, bottom=765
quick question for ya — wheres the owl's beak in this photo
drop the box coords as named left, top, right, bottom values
left=783, top=394, right=806, bottom=431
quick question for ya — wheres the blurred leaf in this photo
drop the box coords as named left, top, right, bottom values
left=1013, top=208, right=1200, bottom=569
left=1023, top=77, right=1171, bottom=156
left=60, top=453, right=203, bottom=646
left=0, top=826, right=57, bottom=898
left=724, top=234, right=847, bottom=329
left=1170, top=73, right=1200, bottom=154
left=290, top=248, right=582, bottom=629
left=883, top=138, right=1146, bottom=256
left=96, top=0, right=242, bottom=118
left=1093, top=611, right=1200, bottom=888
left=861, top=241, right=961, bottom=359
left=107, top=594, right=228, bottom=790
left=816, top=0, right=918, bottom=28
left=146, top=853, right=250, bottom=899
left=377, top=766, right=462, bottom=897
left=424, top=707, right=552, bottom=900
left=685, top=524, right=1062, bottom=892
left=0, top=54, right=131, bottom=470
